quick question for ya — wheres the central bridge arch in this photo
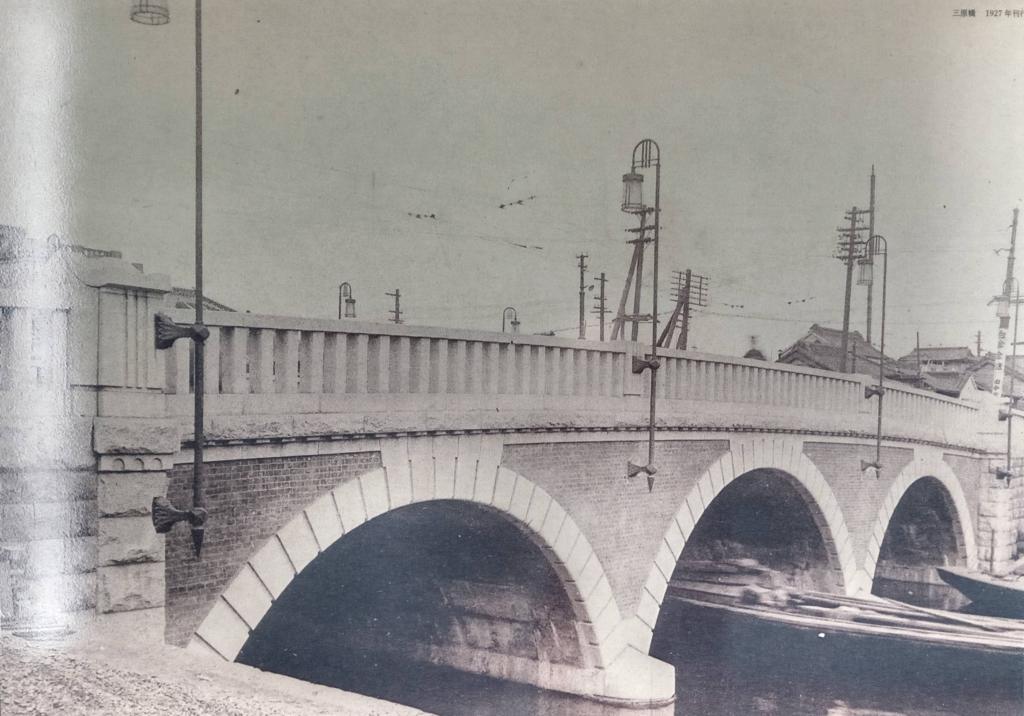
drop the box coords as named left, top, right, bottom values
left=185, top=435, right=675, bottom=706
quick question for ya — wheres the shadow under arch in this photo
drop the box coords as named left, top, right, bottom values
left=632, top=438, right=857, bottom=657
left=185, top=437, right=675, bottom=706
left=864, top=455, right=977, bottom=602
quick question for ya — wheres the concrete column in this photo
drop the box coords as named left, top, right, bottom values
left=350, top=334, right=369, bottom=394
left=978, top=481, right=1017, bottom=575
left=467, top=341, right=484, bottom=394
left=393, top=336, right=411, bottom=393
left=276, top=330, right=300, bottom=394
left=368, top=335, right=391, bottom=394
left=252, top=329, right=275, bottom=394
left=299, top=332, right=325, bottom=394
left=203, top=326, right=220, bottom=395
left=223, top=327, right=249, bottom=394
left=411, top=337, right=430, bottom=393
left=430, top=339, right=448, bottom=394
left=483, top=342, right=500, bottom=394
left=322, top=333, right=347, bottom=394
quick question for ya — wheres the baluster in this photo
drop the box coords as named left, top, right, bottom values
left=410, top=337, right=430, bottom=393
left=392, top=336, right=411, bottom=393
left=467, top=341, right=484, bottom=394
left=323, top=333, right=346, bottom=393
left=251, top=328, right=275, bottom=394
left=223, top=326, right=249, bottom=394
left=368, top=335, right=391, bottom=393
left=484, top=342, right=500, bottom=394
left=430, top=338, right=448, bottom=394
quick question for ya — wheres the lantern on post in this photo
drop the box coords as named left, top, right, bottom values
left=857, top=259, right=874, bottom=286
left=621, top=172, right=645, bottom=214
left=339, top=282, right=356, bottom=318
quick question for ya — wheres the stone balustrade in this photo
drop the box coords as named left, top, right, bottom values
left=159, top=309, right=985, bottom=451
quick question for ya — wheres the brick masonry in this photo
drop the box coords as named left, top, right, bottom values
left=164, top=451, right=380, bottom=646
left=502, top=439, right=729, bottom=617
left=803, top=443, right=914, bottom=567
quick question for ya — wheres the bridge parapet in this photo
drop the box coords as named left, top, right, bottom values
left=162, top=310, right=985, bottom=451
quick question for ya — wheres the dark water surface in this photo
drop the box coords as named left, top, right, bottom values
left=247, top=598, right=1024, bottom=716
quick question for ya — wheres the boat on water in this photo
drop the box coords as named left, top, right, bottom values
left=936, top=566, right=1024, bottom=617
left=669, top=559, right=1024, bottom=658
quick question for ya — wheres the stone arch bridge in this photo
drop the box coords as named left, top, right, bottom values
left=1, top=256, right=1015, bottom=707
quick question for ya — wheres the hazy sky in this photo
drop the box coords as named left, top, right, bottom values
left=4, top=1, right=1023, bottom=358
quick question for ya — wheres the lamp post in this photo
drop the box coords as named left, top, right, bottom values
left=623, top=140, right=661, bottom=491
left=502, top=306, right=520, bottom=334
left=860, top=235, right=888, bottom=475
left=339, top=282, right=356, bottom=318
left=135, top=0, right=209, bottom=557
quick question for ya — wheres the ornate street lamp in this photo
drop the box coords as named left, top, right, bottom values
left=624, top=140, right=662, bottom=491
left=502, top=306, right=520, bottom=333
left=136, top=0, right=210, bottom=557
left=861, top=235, right=888, bottom=475
left=338, top=282, right=356, bottom=318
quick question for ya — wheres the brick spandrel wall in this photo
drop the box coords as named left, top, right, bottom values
left=164, top=451, right=381, bottom=647
left=502, top=440, right=729, bottom=618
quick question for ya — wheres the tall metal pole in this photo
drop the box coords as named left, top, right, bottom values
left=631, top=212, right=646, bottom=342
left=862, top=236, right=887, bottom=474
left=1007, top=284, right=1019, bottom=478
left=577, top=253, right=588, bottom=339
left=190, top=0, right=206, bottom=556
left=137, top=1, right=209, bottom=557
left=865, top=167, right=876, bottom=345
left=625, top=140, right=661, bottom=490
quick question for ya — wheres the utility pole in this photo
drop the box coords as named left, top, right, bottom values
left=592, top=272, right=607, bottom=341
left=992, top=208, right=1019, bottom=397
left=386, top=288, right=403, bottom=324
left=576, top=253, right=588, bottom=339
left=658, top=269, right=708, bottom=349
left=916, top=332, right=921, bottom=379
left=836, top=206, right=870, bottom=373
left=865, top=166, right=876, bottom=345
left=976, top=330, right=982, bottom=357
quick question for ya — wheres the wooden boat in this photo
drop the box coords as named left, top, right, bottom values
left=668, top=560, right=1024, bottom=657
left=936, top=566, right=1024, bottom=616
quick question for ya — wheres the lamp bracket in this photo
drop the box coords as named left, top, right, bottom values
left=155, top=312, right=209, bottom=350
left=626, top=460, right=657, bottom=492
left=860, top=460, right=882, bottom=475
left=632, top=356, right=660, bottom=374
left=864, top=385, right=885, bottom=399
left=991, top=466, right=1013, bottom=481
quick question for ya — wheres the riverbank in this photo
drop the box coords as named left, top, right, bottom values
left=1, top=614, right=431, bottom=716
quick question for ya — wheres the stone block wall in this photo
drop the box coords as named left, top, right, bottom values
left=164, top=450, right=381, bottom=646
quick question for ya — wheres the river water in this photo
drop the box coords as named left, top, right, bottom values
left=247, top=596, right=1024, bottom=716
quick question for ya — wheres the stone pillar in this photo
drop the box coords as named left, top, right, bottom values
left=977, top=478, right=1017, bottom=575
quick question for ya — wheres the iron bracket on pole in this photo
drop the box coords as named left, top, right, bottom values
left=991, top=466, right=1013, bottom=481
left=864, top=385, right=884, bottom=399
left=152, top=496, right=208, bottom=556
left=155, top=311, right=209, bottom=349
left=626, top=460, right=657, bottom=492
left=632, top=355, right=660, bottom=374
left=860, top=460, right=882, bottom=474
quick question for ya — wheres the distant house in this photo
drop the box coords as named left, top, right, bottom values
left=963, top=354, right=1024, bottom=400
left=170, top=287, right=235, bottom=313
left=777, top=324, right=900, bottom=379
left=897, top=346, right=976, bottom=374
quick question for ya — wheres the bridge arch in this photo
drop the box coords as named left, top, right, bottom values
left=185, top=435, right=672, bottom=705
left=633, top=438, right=857, bottom=653
left=862, top=452, right=977, bottom=591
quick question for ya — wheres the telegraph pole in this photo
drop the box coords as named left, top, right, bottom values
left=659, top=269, right=707, bottom=349
left=836, top=206, right=869, bottom=373
left=992, top=208, right=1019, bottom=397
left=679, top=270, right=693, bottom=350
left=592, top=272, right=607, bottom=341
left=576, top=253, right=588, bottom=339
left=386, top=288, right=403, bottom=324
left=976, top=330, right=982, bottom=357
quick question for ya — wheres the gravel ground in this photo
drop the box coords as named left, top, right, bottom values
left=1, top=630, right=431, bottom=716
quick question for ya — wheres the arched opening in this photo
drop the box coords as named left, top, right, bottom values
left=871, top=476, right=966, bottom=609
left=650, top=468, right=843, bottom=714
left=235, top=500, right=591, bottom=711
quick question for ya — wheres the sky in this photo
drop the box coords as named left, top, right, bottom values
left=3, top=0, right=1023, bottom=359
